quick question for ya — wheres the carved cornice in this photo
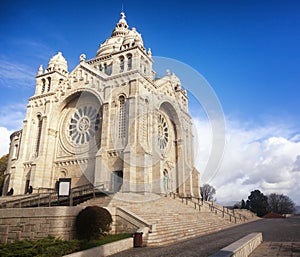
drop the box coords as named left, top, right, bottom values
left=29, top=92, right=55, bottom=101
left=55, top=158, right=92, bottom=167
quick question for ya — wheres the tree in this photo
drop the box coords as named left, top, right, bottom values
left=247, top=190, right=268, bottom=217
left=268, top=193, right=295, bottom=214
left=200, top=184, right=216, bottom=201
left=233, top=199, right=247, bottom=209
left=0, top=154, right=8, bottom=174
left=241, top=199, right=246, bottom=209
left=0, top=154, right=8, bottom=196
left=233, top=201, right=241, bottom=209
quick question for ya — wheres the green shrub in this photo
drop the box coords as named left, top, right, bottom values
left=75, top=206, right=113, bottom=240
left=0, top=236, right=80, bottom=257
left=0, top=234, right=131, bottom=257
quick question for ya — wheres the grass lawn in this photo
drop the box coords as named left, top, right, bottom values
left=0, top=234, right=132, bottom=257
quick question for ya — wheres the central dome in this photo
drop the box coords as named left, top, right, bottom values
left=96, top=12, right=145, bottom=57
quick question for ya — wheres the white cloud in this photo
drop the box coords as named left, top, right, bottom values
left=0, top=57, right=35, bottom=88
left=193, top=117, right=300, bottom=206
left=0, top=103, right=26, bottom=131
left=0, top=103, right=25, bottom=157
left=0, top=127, right=13, bottom=157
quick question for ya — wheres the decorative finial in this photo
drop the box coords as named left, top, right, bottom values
left=147, top=48, right=152, bottom=57
left=121, top=12, right=126, bottom=19
left=80, top=53, right=86, bottom=63
left=38, top=64, right=43, bottom=75
left=166, top=69, right=171, bottom=76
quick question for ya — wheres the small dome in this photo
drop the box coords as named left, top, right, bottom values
left=47, top=52, right=68, bottom=73
left=122, top=27, right=144, bottom=49
left=96, top=37, right=124, bottom=57
left=111, top=12, right=129, bottom=37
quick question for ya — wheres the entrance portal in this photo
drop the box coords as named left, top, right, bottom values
left=112, top=171, right=123, bottom=192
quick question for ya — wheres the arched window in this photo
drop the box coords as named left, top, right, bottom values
left=118, top=95, right=126, bottom=139
left=144, top=61, right=148, bottom=74
left=119, top=56, right=124, bottom=72
left=41, top=79, right=46, bottom=94
left=12, top=144, right=18, bottom=159
left=127, top=54, right=132, bottom=70
left=158, top=113, right=169, bottom=151
left=47, top=77, right=51, bottom=92
left=35, top=115, right=43, bottom=157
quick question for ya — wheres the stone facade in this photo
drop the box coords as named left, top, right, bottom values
left=3, top=12, right=199, bottom=197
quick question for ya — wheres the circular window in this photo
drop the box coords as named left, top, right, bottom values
left=68, top=106, right=100, bottom=145
left=158, top=113, right=169, bottom=151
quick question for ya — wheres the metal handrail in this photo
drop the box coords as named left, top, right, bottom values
left=169, top=192, right=248, bottom=223
left=0, top=183, right=104, bottom=208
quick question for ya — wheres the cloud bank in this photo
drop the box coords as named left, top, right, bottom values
left=194, top=117, right=300, bottom=205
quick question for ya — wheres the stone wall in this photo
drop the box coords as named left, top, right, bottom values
left=0, top=206, right=140, bottom=244
left=0, top=206, right=83, bottom=244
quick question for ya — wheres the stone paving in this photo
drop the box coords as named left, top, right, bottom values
left=110, top=216, right=300, bottom=257
left=250, top=242, right=300, bottom=257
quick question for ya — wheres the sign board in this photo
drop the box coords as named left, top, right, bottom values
left=58, top=178, right=71, bottom=197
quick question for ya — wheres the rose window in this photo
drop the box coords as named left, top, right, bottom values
left=69, top=106, right=100, bottom=145
left=158, top=113, right=169, bottom=150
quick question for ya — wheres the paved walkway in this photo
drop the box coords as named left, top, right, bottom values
left=110, top=216, right=300, bottom=257
left=250, top=242, right=300, bottom=257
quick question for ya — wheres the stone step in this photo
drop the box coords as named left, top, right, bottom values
left=80, top=193, right=258, bottom=246
left=147, top=226, right=231, bottom=246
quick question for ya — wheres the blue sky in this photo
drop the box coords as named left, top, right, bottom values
left=1, top=0, right=300, bottom=204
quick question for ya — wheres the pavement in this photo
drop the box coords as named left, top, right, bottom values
left=110, top=216, right=300, bottom=257
left=250, top=242, right=300, bottom=257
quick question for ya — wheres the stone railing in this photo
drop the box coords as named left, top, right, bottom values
left=116, top=207, right=155, bottom=233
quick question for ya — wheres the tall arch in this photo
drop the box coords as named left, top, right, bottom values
left=157, top=101, right=183, bottom=194
left=118, top=95, right=127, bottom=139
left=35, top=114, right=43, bottom=157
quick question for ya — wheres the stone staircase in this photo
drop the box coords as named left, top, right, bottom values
left=80, top=193, right=259, bottom=246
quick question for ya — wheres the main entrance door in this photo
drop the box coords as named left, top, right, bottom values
left=112, top=171, right=123, bottom=192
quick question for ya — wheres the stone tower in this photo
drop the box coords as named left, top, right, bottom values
left=3, top=13, right=200, bottom=197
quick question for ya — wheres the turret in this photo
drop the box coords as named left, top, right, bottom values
left=35, top=52, right=68, bottom=95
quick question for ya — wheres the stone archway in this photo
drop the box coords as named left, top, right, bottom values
left=156, top=101, right=182, bottom=195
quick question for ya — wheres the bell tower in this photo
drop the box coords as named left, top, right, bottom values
left=35, top=52, right=69, bottom=96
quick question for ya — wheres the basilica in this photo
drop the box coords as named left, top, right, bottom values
left=3, top=13, right=199, bottom=197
